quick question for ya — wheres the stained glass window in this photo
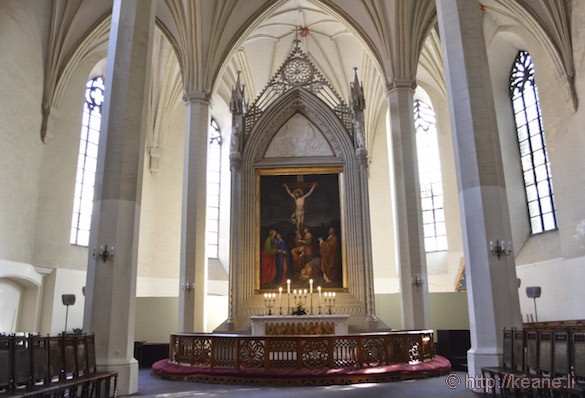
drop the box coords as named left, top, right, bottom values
left=414, top=99, right=447, bottom=252
left=70, top=76, right=104, bottom=246
left=509, top=51, right=557, bottom=234
left=207, top=118, right=222, bottom=258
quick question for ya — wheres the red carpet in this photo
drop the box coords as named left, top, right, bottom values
left=152, top=356, right=452, bottom=386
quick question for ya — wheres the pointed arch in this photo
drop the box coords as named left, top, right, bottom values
left=243, top=87, right=354, bottom=164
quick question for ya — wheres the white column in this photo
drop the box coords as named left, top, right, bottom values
left=178, top=91, right=209, bottom=332
left=386, top=82, right=430, bottom=330
left=435, top=0, right=523, bottom=381
left=82, top=0, right=154, bottom=395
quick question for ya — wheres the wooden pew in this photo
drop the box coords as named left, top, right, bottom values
left=0, top=334, right=117, bottom=398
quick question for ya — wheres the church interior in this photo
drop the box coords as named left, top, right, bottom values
left=1, top=0, right=585, bottom=395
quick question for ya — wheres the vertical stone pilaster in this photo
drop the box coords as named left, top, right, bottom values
left=436, top=0, right=522, bottom=382
left=178, top=91, right=209, bottom=333
left=386, top=82, right=430, bottom=330
left=82, top=0, right=155, bottom=395
left=350, top=70, right=376, bottom=323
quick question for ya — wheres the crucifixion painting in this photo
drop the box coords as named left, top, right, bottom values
left=259, top=170, right=343, bottom=290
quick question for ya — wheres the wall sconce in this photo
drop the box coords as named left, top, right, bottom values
left=183, top=281, right=193, bottom=292
left=93, top=244, right=114, bottom=263
left=412, top=275, right=424, bottom=288
left=489, top=240, right=512, bottom=259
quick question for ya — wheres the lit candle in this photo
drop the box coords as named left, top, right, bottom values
left=287, top=279, right=291, bottom=294
left=278, top=287, right=282, bottom=307
left=309, top=279, right=313, bottom=293
left=304, top=289, right=307, bottom=295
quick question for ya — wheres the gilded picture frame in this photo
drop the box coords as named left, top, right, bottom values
left=256, top=167, right=344, bottom=291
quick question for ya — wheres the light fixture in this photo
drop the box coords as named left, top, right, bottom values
left=93, top=244, right=114, bottom=263
left=412, top=275, right=424, bottom=288
left=526, top=286, right=541, bottom=322
left=489, top=240, right=512, bottom=259
left=62, top=294, right=76, bottom=334
left=183, top=281, right=192, bottom=292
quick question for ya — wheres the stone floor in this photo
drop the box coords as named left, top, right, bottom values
left=125, top=369, right=480, bottom=397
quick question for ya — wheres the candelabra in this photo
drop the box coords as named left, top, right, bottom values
left=264, top=293, right=276, bottom=315
left=412, top=274, right=424, bottom=288
left=182, top=281, right=193, bottom=293
left=323, top=292, right=336, bottom=314
left=489, top=240, right=512, bottom=259
left=291, top=289, right=305, bottom=306
left=93, top=244, right=114, bottom=263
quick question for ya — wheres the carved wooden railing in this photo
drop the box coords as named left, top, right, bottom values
left=169, top=330, right=434, bottom=370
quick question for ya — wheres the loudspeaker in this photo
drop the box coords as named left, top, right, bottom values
left=526, top=286, right=541, bottom=299
left=62, top=294, right=76, bottom=306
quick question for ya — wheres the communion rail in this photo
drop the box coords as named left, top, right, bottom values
left=169, top=330, right=434, bottom=370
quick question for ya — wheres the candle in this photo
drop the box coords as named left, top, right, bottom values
left=278, top=287, right=282, bottom=306
left=287, top=279, right=291, bottom=294
left=304, top=289, right=307, bottom=295
left=318, top=286, right=321, bottom=304
left=309, top=279, right=313, bottom=293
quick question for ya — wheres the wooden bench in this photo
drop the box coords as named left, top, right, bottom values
left=0, top=333, right=117, bottom=398
left=483, top=327, right=585, bottom=397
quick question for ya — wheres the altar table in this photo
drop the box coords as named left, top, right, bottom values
left=250, top=314, right=350, bottom=336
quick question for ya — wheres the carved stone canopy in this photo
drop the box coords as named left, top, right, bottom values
left=243, top=40, right=352, bottom=138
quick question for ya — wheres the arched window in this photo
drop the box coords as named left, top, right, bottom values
left=206, top=118, right=222, bottom=258
left=414, top=99, right=447, bottom=252
left=70, top=76, right=104, bottom=246
left=509, top=51, right=557, bottom=234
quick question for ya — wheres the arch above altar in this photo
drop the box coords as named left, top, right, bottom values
left=215, top=41, right=389, bottom=334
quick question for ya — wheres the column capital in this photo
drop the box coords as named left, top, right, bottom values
left=387, top=79, right=417, bottom=94
left=183, top=90, right=210, bottom=105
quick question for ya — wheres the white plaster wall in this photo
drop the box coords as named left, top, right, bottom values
left=549, top=0, right=585, bottom=260
left=0, top=1, right=44, bottom=264
left=0, top=279, right=22, bottom=333
left=516, top=256, right=585, bottom=322
left=44, top=268, right=86, bottom=335
left=369, top=107, right=397, bottom=281
left=31, top=56, right=104, bottom=271
left=137, top=105, right=185, bottom=281
left=205, top=295, right=228, bottom=332
left=483, top=6, right=585, bottom=264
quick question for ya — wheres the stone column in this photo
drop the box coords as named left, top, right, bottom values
left=435, top=0, right=523, bottom=381
left=178, top=91, right=209, bottom=333
left=82, top=0, right=154, bottom=395
left=386, top=81, right=430, bottom=329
